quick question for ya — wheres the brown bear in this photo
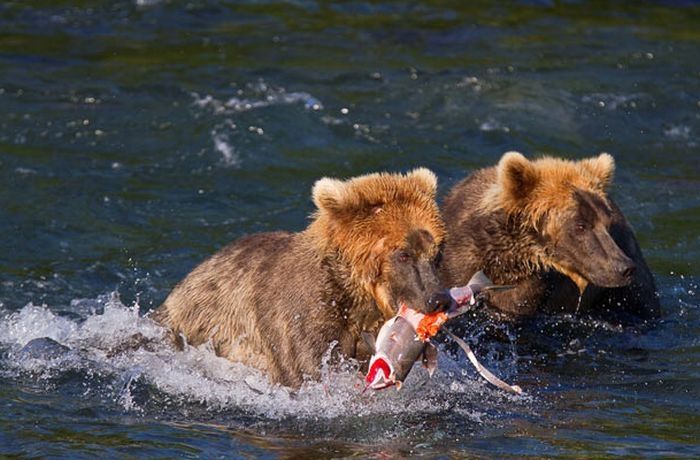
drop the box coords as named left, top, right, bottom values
left=440, top=152, right=660, bottom=321
left=153, top=169, right=450, bottom=388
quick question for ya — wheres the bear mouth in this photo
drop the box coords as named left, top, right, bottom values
left=396, top=300, right=422, bottom=315
left=395, top=300, right=408, bottom=315
left=550, top=261, right=590, bottom=294
left=395, top=299, right=431, bottom=317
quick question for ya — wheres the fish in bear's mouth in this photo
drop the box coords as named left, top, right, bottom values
left=363, top=271, right=521, bottom=394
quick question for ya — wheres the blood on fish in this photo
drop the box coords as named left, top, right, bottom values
left=415, top=311, right=448, bottom=341
left=365, top=357, right=391, bottom=386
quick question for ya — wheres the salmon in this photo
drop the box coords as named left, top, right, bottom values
left=362, top=270, right=510, bottom=391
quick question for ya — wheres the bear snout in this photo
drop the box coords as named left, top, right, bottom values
left=617, top=260, right=637, bottom=283
left=426, top=290, right=452, bottom=313
left=597, top=256, right=636, bottom=287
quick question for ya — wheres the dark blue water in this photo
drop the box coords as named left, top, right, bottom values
left=1, top=1, right=699, bottom=457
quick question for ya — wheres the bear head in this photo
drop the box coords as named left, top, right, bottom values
left=482, top=151, right=636, bottom=294
left=310, top=168, right=448, bottom=319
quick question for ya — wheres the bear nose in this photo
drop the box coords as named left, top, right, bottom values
left=619, top=261, right=636, bottom=280
left=427, top=291, right=452, bottom=312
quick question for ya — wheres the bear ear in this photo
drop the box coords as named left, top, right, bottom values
left=497, top=151, right=539, bottom=206
left=312, top=177, right=347, bottom=212
left=406, top=167, right=438, bottom=198
left=582, top=152, right=615, bottom=190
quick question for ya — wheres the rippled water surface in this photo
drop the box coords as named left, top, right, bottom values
left=1, top=1, right=699, bottom=457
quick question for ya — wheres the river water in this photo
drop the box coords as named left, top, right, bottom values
left=1, top=1, right=698, bottom=457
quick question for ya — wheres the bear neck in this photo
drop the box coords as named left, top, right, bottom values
left=484, top=211, right=549, bottom=282
left=321, top=250, right=385, bottom=335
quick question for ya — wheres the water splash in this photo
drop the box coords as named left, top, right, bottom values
left=0, top=295, right=527, bottom=423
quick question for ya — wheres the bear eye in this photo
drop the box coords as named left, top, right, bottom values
left=398, top=251, right=411, bottom=263
left=575, top=221, right=587, bottom=233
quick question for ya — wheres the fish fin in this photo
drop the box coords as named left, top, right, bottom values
left=360, top=331, right=376, bottom=354
left=469, top=270, right=515, bottom=294
left=467, top=270, right=492, bottom=289
left=422, top=343, right=439, bottom=377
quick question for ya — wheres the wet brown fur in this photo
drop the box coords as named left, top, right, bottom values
left=441, top=152, right=659, bottom=320
left=153, top=169, right=445, bottom=388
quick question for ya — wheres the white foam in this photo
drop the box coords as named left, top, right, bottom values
left=479, top=118, right=511, bottom=133
left=0, top=295, right=525, bottom=420
left=0, top=303, right=79, bottom=346
left=191, top=82, right=323, bottom=116
left=212, top=132, right=239, bottom=167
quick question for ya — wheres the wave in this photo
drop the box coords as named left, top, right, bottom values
left=191, top=81, right=323, bottom=116
left=190, top=80, right=324, bottom=166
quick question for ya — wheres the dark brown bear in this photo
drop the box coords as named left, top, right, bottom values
left=154, top=169, right=449, bottom=388
left=440, top=152, right=659, bottom=321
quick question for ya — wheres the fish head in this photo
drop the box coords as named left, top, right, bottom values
left=364, top=354, right=396, bottom=391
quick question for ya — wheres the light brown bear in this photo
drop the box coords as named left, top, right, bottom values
left=440, top=152, right=659, bottom=321
left=154, top=169, right=450, bottom=388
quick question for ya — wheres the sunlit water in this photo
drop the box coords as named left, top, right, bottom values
left=1, top=1, right=698, bottom=457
